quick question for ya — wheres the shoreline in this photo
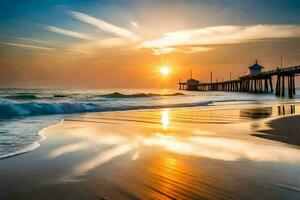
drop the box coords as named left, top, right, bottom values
left=1, top=102, right=299, bottom=161
left=0, top=118, right=63, bottom=160
left=1, top=104, right=300, bottom=199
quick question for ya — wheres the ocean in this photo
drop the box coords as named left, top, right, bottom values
left=0, top=88, right=300, bottom=159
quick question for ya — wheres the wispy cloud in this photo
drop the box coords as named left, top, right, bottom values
left=131, top=21, right=139, bottom=28
left=183, top=46, right=214, bottom=53
left=46, top=25, right=95, bottom=40
left=141, top=25, right=300, bottom=54
left=151, top=47, right=176, bottom=55
left=1, top=36, right=47, bottom=44
left=1, top=42, right=55, bottom=50
left=94, top=38, right=131, bottom=48
left=150, top=46, right=214, bottom=55
left=66, top=38, right=133, bottom=55
left=70, top=11, right=140, bottom=41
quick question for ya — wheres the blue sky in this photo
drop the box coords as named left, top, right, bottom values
left=1, top=0, right=300, bottom=39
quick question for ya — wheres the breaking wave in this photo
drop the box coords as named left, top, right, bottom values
left=1, top=92, right=184, bottom=101
left=100, top=92, right=184, bottom=98
left=0, top=101, right=96, bottom=119
left=3, top=94, right=41, bottom=100
left=0, top=100, right=212, bottom=119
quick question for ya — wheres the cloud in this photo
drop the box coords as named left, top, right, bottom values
left=131, top=21, right=139, bottom=28
left=70, top=11, right=140, bottom=41
left=141, top=25, right=300, bottom=54
left=150, top=46, right=214, bottom=55
left=95, top=38, right=131, bottom=48
left=1, top=42, right=55, bottom=50
left=47, top=25, right=94, bottom=40
left=1, top=36, right=47, bottom=44
left=183, top=46, right=214, bottom=53
left=151, top=47, right=176, bottom=55
left=66, top=38, right=133, bottom=55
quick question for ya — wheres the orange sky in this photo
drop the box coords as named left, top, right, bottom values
left=1, top=1, right=300, bottom=89
left=1, top=39, right=300, bottom=89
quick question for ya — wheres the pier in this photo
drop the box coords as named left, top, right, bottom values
left=178, top=61, right=300, bottom=98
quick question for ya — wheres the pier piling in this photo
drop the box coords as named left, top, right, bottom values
left=178, top=64, right=299, bottom=98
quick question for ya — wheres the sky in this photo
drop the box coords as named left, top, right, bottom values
left=0, top=0, right=300, bottom=89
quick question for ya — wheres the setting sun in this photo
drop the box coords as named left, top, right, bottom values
left=160, top=66, right=170, bottom=76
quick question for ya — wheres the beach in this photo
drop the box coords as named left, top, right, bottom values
left=2, top=0, right=300, bottom=199
left=1, top=103, right=300, bottom=200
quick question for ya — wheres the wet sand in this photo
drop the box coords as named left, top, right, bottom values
left=257, top=114, right=300, bottom=146
left=1, top=104, right=300, bottom=199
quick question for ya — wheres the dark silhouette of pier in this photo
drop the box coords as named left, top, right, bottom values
left=178, top=61, right=299, bottom=98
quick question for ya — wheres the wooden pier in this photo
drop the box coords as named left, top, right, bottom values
left=178, top=63, right=300, bottom=98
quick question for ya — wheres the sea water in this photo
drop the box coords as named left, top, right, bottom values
left=0, top=88, right=300, bottom=159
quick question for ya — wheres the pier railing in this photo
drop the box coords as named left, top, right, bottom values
left=178, top=65, right=300, bottom=98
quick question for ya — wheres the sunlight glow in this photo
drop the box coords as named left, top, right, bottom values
left=160, top=66, right=170, bottom=76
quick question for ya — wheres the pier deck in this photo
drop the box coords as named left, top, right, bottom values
left=179, top=65, right=300, bottom=98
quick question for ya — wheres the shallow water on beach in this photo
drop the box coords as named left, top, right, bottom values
left=1, top=88, right=300, bottom=159
left=1, top=104, right=300, bottom=199
left=1, top=89, right=300, bottom=199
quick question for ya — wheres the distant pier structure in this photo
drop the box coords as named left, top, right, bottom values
left=178, top=61, right=299, bottom=98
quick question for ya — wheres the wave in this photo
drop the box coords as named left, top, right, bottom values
left=1, top=92, right=184, bottom=101
left=0, top=101, right=97, bottom=119
left=3, top=94, right=40, bottom=100
left=52, top=94, right=68, bottom=98
left=0, top=97, right=266, bottom=119
left=0, top=99, right=212, bottom=119
left=3, top=94, right=71, bottom=100
left=100, top=92, right=184, bottom=98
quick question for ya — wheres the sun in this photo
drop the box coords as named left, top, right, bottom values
left=160, top=66, right=170, bottom=76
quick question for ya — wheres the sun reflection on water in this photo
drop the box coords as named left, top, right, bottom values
left=161, top=110, right=169, bottom=129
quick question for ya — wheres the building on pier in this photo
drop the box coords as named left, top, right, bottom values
left=248, top=61, right=264, bottom=75
left=186, top=78, right=200, bottom=90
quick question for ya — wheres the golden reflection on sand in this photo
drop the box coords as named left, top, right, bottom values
left=132, top=151, right=140, bottom=160
left=147, top=156, right=183, bottom=199
left=49, top=141, right=90, bottom=158
left=75, top=142, right=138, bottom=175
left=71, top=133, right=300, bottom=176
left=46, top=107, right=300, bottom=177
left=144, top=134, right=300, bottom=162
